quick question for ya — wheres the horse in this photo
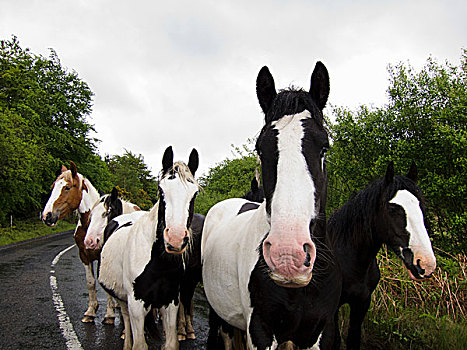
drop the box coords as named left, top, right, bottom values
left=201, top=62, right=341, bottom=350
left=87, top=186, right=204, bottom=342
left=41, top=161, right=116, bottom=323
left=323, top=161, right=437, bottom=350
left=98, top=146, right=200, bottom=350
left=84, top=187, right=141, bottom=250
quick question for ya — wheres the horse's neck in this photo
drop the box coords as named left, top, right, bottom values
left=78, top=177, right=100, bottom=215
left=122, top=200, right=139, bottom=214
left=331, top=194, right=383, bottom=261
left=134, top=202, right=159, bottom=243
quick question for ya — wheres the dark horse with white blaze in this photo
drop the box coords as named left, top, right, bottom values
left=42, top=161, right=116, bottom=323
left=202, top=62, right=341, bottom=349
left=322, top=162, right=436, bottom=350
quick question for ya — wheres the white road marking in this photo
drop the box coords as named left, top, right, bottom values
left=50, top=244, right=83, bottom=350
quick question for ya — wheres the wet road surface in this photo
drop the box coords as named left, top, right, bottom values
left=0, top=231, right=210, bottom=349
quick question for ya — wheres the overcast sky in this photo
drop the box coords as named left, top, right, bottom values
left=1, top=0, right=466, bottom=177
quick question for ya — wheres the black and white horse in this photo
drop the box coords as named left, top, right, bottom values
left=98, top=146, right=200, bottom=350
left=202, top=63, right=341, bottom=350
left=323, top=162, right=436, bottom=350
left=84, top=187, right=141, bottom=251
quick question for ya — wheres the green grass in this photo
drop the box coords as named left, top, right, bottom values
left=0, top=215, right=77, bottom=246
left=337, top=247, right=467, bottom=350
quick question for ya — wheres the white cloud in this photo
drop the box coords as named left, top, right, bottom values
left=1, top=0, right=465, bottom=177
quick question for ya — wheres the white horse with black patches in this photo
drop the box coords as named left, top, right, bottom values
left=84, top=187, right=141, bottom=251
left=202, top=63, right=341, bottom=350
left=99, top=146, right=199, bottom=350
left=42, top=162, right=116, bottom=323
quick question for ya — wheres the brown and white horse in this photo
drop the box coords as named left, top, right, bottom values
left=42, top=161, right=115, bottom=323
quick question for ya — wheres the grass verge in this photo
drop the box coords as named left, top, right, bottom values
left=0, top=215, right=77, bottom=246
left=338, top=247, right=467, bottom=349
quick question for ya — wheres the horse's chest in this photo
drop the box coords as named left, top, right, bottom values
left=133, top=243, right=185, bottom=309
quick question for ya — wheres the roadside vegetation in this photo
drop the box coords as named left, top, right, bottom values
left=1, top=36, right=465, bottom=348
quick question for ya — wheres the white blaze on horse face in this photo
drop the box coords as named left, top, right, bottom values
left=390, top=190, right=436, bottom=277
left=42, top=178, right=68, bottom=222
left=85, top=201, right=107, bottom=249
left=159, top=175, right=198, bottom=252
left=263, top=111, right=317, bottom=286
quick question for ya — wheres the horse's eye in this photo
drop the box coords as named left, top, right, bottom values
left=65, top=186, right=71, bottom=191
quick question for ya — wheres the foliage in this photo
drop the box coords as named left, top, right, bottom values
left=0, top=36, right=111, bottom=225
left=195, top=140, right=259, bottom=215
left=105, top=150, right=158, bottom=210
left=327, top=49, right=467, bottom=253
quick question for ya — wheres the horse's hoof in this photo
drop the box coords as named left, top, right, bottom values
left=81, top=315, right=95, bottom=323
left=186, top=332, right=196, bottom=340
left=102, top=317, right=115, bottom=325
left=121, top=330, right=125, bottom=340
left=178, top=334, right=186, bottom=341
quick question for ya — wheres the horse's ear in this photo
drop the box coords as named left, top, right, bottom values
left=82, top=179, right=88, bottom=193
left=309, top=61, right=330, bottom=110
left=60, top=165, right=68, bottom=173
left=256, top=66, right=277, bottom=117
left=70, top=161, right=78, bottom=178
left=407, top=161, right=418, bottom=183
left=384, top=161, right=395, bottom=186
left=188, top=148, right=199, bottom=176
left=251, top=177, right=259, bottom=193
left=162, top=146, right=174, bottom=174
left=110, top=187, right=119, bottom=201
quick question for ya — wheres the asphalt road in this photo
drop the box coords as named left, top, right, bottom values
left=0, top=231, right=210, bottom=350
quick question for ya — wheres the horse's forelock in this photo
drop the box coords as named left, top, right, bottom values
left=161, top=161, right=199, bottom=188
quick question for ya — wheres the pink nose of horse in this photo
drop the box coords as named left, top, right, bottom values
left=163, top=226, right=190, bottom=254
left=84, top=237, right=100, bottom=250
left=262, top=234, right=316, bottom=287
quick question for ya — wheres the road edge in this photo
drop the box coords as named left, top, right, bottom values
left=0, top=230, right=75, bottom=251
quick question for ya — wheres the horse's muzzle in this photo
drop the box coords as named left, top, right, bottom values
left=43, top=212, right=58, bottom=227
left=165, top=236, right=189, bottom=254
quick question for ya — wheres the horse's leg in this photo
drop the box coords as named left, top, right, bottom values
left=128, top=295, right=149, bottom=350
left=82, top=262, right=98, bottom=323
left=160, top=302, right=180, bottom=350
left=247, top=311, right=277, bottom=350
left=119, top=300, right=132, bottom=350
left=103, top=293, right=116, bottom=325
left=246, top=329, right=278, bottom=350
left=346, top=299, right=370, bottom=350
left=177, top=302, right=186, bottom=341
left=318, top=310, right=341, bottom=350
left=185, top=299, right=196, bottom=339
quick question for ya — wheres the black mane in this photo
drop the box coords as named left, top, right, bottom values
left=265, top=87, right=322, bottom=124
left=329, top=174, right=425, bottom=248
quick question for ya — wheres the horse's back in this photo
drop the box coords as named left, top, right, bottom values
left=202, top=198, right=268, bottom=330
left=99, top=224, right=132, bottom=300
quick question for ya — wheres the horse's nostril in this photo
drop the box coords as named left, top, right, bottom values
left=416, top=259, right=426, bottom=276
left=303, top=244, right=312, bottom=267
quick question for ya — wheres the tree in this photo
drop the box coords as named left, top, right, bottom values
left=196, top=141, right=259, bottom=215
left=327, top=49, right=467, bottom=252
left=106, top=150, right=158, bottom=210
left=0, top=36, right=110, bottom=225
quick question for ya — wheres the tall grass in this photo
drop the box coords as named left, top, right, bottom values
left=339, top=247, right=467, bottom=349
